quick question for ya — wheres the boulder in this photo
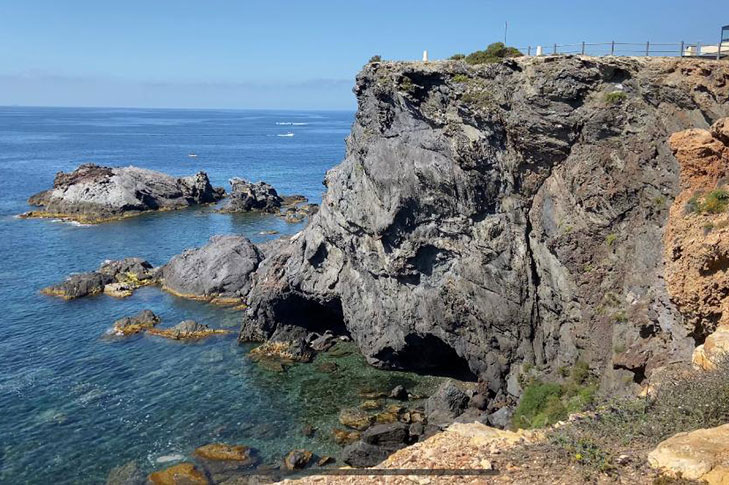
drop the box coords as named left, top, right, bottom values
left=693, top=327, right=729, bottom=370
left=218, top=178, right=282, bottom=213
left=361, top=422, right=410, bottom=449
left=147, top=320, right=229, bottom=340
left=332, top=429, right=361, bottom=446
left=425, top=381, right=469, bottom=426
left=389, top=385, right=408, bottom=401
left=648, top=423, right=729, bottom=482
left=486, top=406, right=513, bottom=429
left=283, top=449, right=313, bottom=470
left=112, top=310, right=161, bottom=336
left=341, top=441, right=391, bottom=468
left=23, top=164, right=223, bottom=223
left=162, top=235, right=262, bottom=303
left=147, top=462, right=208, bottom=485
left=307, top=331, right=337, bottom=352
left=193, top=443, right=256, bottom=466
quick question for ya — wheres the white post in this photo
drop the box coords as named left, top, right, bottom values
left=536, top=45, right=543, bottom=56
left=422, top=50, right=429, bottom=62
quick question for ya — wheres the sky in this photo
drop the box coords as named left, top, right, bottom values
left=0, top=0, right=727, bottom=110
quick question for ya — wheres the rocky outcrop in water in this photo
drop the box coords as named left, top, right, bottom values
left=41, top=258, right=159, bottom=299
left=23, top=163, right=224, bottom=223
left=161, top=235, right=262, bottom=305
left=147, top=320, right=230, bottom=340
left=218, top=178, right=283, bottom=213
left=111, top=310, right=161, bottom=336
left=240, top=56, right=729, bottom=400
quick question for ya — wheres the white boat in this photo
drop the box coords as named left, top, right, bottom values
left=277, top=133, right=294, bottom=137
left=188, top=153, right=198, bottom=158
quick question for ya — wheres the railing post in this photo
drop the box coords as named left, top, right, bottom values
left=646, top=41, right=650, bottom=57
left=680, top=41, right=684, bottom=57
left=528, top=46, right=531, bottom=56
left=611, top=40, right=615, bottom=55
left=581, top=41, right=585, bottom=55
left=553, top=43, right=557, bottom=55
left=718, top=41, right=722, bottom=61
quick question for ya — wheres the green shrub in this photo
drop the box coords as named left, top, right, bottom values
left=703, top=189, right=729, bottom=214
left=399, top=76, right=415, bottom=93
left=450, top=53, right=465, bottom=60
left=605, top=233, right=617, bottom=246
left=465, top=42, right=523, bottom=65
left=451, top=74, right=470, bottom=83
left=368, top=55, right=382, bottom=63
left=604, top=91, right=627, bottom=104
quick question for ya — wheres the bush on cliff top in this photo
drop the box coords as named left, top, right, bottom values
left=465, top=42, right=523, bottom=65
left=685, top=188, right=729, bottom=215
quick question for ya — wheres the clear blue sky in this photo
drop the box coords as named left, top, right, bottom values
left=0, top=0, right=726, bottom=110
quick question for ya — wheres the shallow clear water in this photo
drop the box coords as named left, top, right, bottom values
left=0, top=107, right=447, bottom=483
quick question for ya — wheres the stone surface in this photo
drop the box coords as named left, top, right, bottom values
left=693, top=327, right=729, bottom=370
left=241, top=57, right=729, bottom=396
left=648, top=423, right=729, bottom=481
left=341, top=441, right=391, bottom=468
left=162, top=235, right=262, bottom=303
left=389, top=385, right=408, bottom=400
left=361, top=422, right=410, bottom=449
left=111, top=310, right=161, bottom=336
left=24, top=163, right=223, bottom=223
left=283, top=449, right=313, bottom=470
left=147, top=462, right=208, bottom=485
left=665, top=120, right=729, bottom=367
left=425, top=381, right=469, bottom=425
left=338, top=408, right=374, bottom=431
left=218, top=178, right=283, bottom=213
left=193, top=443, right=256, bottom=465
left=42, top=258, right=158, bottom=300
left=147, top=320, right=229, bottom=340
left=332, top=429, right=361, bottom=446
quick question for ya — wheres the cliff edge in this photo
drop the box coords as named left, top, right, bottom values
left=240, top=56, right=729, bottom=402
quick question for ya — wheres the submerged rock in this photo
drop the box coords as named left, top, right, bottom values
left=111, top=310, right=161, bottom=336
left=161, top=235, right=262, bottom=304
left=147, top=462, right=208, bottom=485
left=147, top=320, right=229, bottom=340
left=248, top=340, right=315, bottom=365
left=218, top=178, right=282, bottom=213
left=42, top=258, right=158, bottom=300
left=283, top=449, right=313, bottom=470
left=339, top=407, right=374, bottom=431
left=193, top=443, right=258, bottom=468
left=105, top=461, right=145, bottom=485
left=332, top=428, right=361, bottom=446
left=23, top=163, right=224, bottom=223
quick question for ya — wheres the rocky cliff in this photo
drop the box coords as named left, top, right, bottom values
left=240, top=56, right=729, bottom=400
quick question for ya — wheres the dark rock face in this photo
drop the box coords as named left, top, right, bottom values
left=162, top=235, right=262, bottom=302
left=24, top=164, right=224, bottom=223
left=341, top=441, right=392, bottom=468
left=283, top=449, right=313, bottom=470
left=218, top=178, right=282, bottom=213
left=42, top=258, right=158, bottom=299
left=424, top=381, right=469, bottom=426
left=241, top=57, right=729, bottom=397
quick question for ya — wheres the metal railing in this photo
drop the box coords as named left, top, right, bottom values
left=513, top=41, right=728, bottom=59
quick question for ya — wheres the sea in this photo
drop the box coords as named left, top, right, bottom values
left=0, top=107, right=445, bottom=483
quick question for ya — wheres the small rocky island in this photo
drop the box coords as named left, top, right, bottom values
left=22, top=163, right=225, bottom=223
left=218, top=177, right=319, bottom=223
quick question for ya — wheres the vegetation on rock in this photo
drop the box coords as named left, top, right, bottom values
left=464, top=42, right=522, bottom=64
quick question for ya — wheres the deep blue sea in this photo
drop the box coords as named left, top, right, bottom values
left=0, top=107, right=446, bottom=484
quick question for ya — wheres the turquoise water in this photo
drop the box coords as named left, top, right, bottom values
left=0, top=107, right=441, bottom=483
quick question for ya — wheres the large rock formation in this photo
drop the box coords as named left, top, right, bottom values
left=23, top=163, right=224, bottom=223
left=240, top=56, right=729, bottom=398
left=161, top=235, right=262, bottom=304
left=42, top=258, right=159, bottom=299
left=218, top=178, right=283, bottom=213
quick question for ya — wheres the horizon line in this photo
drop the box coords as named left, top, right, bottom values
left=0, top=104, right=356, bottom=113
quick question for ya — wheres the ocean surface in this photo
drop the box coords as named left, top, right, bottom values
left=0, top=107, right=446, bottom=483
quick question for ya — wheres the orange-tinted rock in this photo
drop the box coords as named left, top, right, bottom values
left=332, top=428, right=361, bottom=445
left=283, top=449, right=313, bottom=470
left=193, top=443, right=254, bottom=463
left=147, top=462, right=208, bottom=485
left=147, top=320, right=229, bottom=340
left=665, top=118, right=729, bottom=346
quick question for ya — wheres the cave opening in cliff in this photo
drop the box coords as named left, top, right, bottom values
left=271, top=293, right=348, bottom=337
left=377, top=334, right=477, bottom=381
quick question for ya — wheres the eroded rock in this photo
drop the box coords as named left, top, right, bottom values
left=147, top=462, right=208, bottom=485
left=648, top=423, right=729, bottom=481
left=161, top=235, right=262, bottom=304
left=23, top=164, right=224, bottom=223
left=111, top=310, right=160, bottom=336
left=218, top=178, right=282, bottom=213
left=147, top=320, right=229, bottom=340
left=42, top=258, right=158, bottom=300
